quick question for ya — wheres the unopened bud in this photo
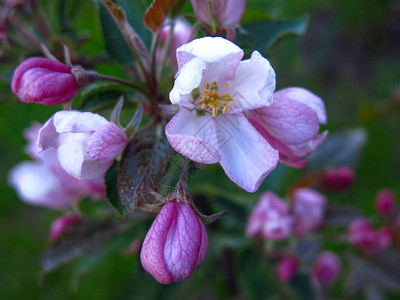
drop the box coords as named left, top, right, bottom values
left=277, top=256, right=299, bottom=282
left=12, top=57, right=79, bottom=105
left=312, top=251, right=341, bottom=286
left=375, top=189, right=396, bottom=217
left=320, top=166, right=355, bottom=191
left=140, top=201, right=208, bottom=284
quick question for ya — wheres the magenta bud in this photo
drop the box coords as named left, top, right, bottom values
left=50, top=214, right=83, bottom=242
left=140, top=201, right=209, bottom=284
left=11, top=57, right=78, bottom=105
left=348, top=217, right=391, bottom=253
left=312, top=251, right=341, bottom=286
left=375, top=189, right=396, bottom=217
left=320, top=166, right=355, bottom=191
left=277, top=256, right=299, bottom=282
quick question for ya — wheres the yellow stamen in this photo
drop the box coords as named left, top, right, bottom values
left=199, top=81, right=234, bottom=116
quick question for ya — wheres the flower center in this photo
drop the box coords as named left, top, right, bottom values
left=200, top=81, right=233, bottom=117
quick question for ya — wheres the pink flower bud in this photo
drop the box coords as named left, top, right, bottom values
left=347, top=218, right=391, bottom=253
left=277, top=256, right=299, bottom=282
left=38, top=110, right=128, bottom=180
left=11, top=57, right=78, bottom=105
left=320, top=166, right=355, bottom=191
left=50, top=214, right=83, bottom=242
left=140, top=201, right=208, bottom=284
left=292, top=188, right=327, bottom=236
left=245, top=192, right=292, bottom=241
left=312, top=251, right=341, bottom=286
left=159, top=18, right=192, bottom=65
left=375, top=189, right=396, bottom=217
left=191, top=0, right=246, bottom=37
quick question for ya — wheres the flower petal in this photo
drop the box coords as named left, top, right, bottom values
left=87, top=122, right=128, bottom=163
left=176, top=37, right=243, bottom=83
left=215, top=114, right=279, bottom=192
left=215, top=0, right=246, bottom=28
left=165, top=108, right=221, bottom=164
left=248, top=95, right=320, bottom=145
left=163, top=202, right=203, bottom=282
left=38, top=115, right=59, bottom=151
left=141, top=202, right=175, bottom=284
left=169, top=57, right=206, bottom=106
left=53, top=110, right=109, bottom=133
left=276, top=87, right=327, bottom=124
left=228, top=51, right=276, bottom=113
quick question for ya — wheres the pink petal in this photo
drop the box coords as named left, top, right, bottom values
left=214, top=0, right=246, bottom=28
left=141, top=202, right=175, bottom=284
left=275, top=87, right=327, bottom=124
left=165, top=108, right=221, bottom=164
left=216, top=114, right=279, bottom=192
left=228, top=51, right=276, bottom=113
left=87, top=122, right=128, bottom=163
left=248, top=95, right=320, bottom=145
left=38, top=115, right=59, bottom=151
left=163, top=202, right=203, bottom=282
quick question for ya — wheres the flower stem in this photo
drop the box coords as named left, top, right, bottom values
left=95, top=74, right=150, bottom=98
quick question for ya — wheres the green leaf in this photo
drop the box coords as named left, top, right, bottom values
left=306, top=129, right=367, bottom=172
left=236, top=18, right=309, bottom=56
left=41, top=219, right=125, bottom=273
left=118, top=125, right=175, bottom=211
left=105, top=160, right=128, bottom=218
left=97, top=0, right=151, bottom=66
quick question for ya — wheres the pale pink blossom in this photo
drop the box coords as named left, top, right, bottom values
left=159, top=18, right=192, bottom=65
left=248, top=87, right=327, bottom=168
left=38, top=110, right=128, bottom=180
left=11, top=57, right=78, bottom=105
left=50, top=214, right=83, bottom=242
left=191, top=0, right=245, bottom=39
left=23, top=122, right=42, bottom=159
left=348, top=218, right=392, bottom=253
left=277, top=256, right=299, bottom=282
left=319, top=166, right=355, bottom=191
left=375, top=189, right=396, bottom=217
left=166, top=37, right=278, bottom=192
left=292, top=188, right=327, bottom=236
left=312, top=251, right=341, bottom=286
left=140, top=201, right=208, bottom=284
left=245, top=192, right=292, bottom=241
left=9, top=148, right=105, bottom=210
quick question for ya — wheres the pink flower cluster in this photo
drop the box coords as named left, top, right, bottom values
left=245, top=188, right=327, bottom=241
left=348, top=189, right=397, bottom=254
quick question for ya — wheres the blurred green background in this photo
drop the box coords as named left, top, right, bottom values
left=0, top=0, right=399, bottom=299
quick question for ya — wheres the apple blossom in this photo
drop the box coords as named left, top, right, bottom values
left=166, top=37, right=278, bottom=192
left=312, top=251, right=341, bottom=286
left=277, top=256, right=299, bottom=282
left=245, top=192, right=292, bottom=241
left=11, top=57, right=79, bottom=105
left=9, top=148, right=105, bottom=210
left=292, top=188, right=327, bottom=236
left=140, top=200, right=208, bottom=284
left=248, top=87, right=327, bottom=168
left=38, top=110, right=128, bottom=180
